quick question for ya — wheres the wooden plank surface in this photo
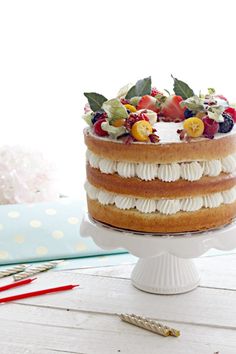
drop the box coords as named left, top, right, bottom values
left=0, top=304, right=235, bottom=354
left=1, top=254, right=236, bottom=353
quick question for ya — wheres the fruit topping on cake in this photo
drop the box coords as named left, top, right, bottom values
left=83, top=76, right=235, bottom=143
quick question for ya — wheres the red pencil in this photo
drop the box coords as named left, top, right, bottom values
left=0, top=278, right=37, bottom=292
left=0, top=284, right=79, bottom=303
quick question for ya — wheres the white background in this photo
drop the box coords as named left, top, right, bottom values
left=0, top=0, right=235, bottom=196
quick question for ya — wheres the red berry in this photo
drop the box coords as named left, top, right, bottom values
left=161, top=95, right=186, bottom=121
left=120, top=98, right=129, bottom=105
left=224, top=107, right=236, bottom=123
left=137, top=95, right=160, bottom=113
left=93, top=119, right=109, bottom=137
left=203, top=116, right=219, bottom=139
left=151, top=87, right=162, bottom=97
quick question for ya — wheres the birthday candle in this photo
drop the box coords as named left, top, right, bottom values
left=13, top=261, right=62, bottom=281
left=0, top=265, right=27, bottom=279
left=119, top=313, right=180, bottom=337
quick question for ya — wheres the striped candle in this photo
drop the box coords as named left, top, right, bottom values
left=0, top=265, right=27, bottom=279
left=13, top=261, right=62, bottom=281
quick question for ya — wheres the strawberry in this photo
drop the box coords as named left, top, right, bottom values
left=224, top=107, right=236, bottom=123
left=161, top=95, right=186, bottom=121
left=137, top=95, right=160, bottom=113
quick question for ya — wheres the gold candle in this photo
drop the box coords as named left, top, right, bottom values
left=119, top=313, right=180, bottom=337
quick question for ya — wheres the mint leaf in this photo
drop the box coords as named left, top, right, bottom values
left=171, top=75, right=194, bottom=99
left=181, top=95, right=204, bottom=112
left=84, top=92, right=107, bottom=112
left=102, top=99, right=128, bottom=121
left=125, top=77, right=151, bottom=99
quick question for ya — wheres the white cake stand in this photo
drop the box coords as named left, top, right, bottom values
left=80, top=214, right=236, bottom=295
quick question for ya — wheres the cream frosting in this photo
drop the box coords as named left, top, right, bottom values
left=136, top=199, right=156, bottom=213
left=222, top=188, right=236, bottom=204
left=84, top=181, right=98, bottom=200
left=115, top=196, right=136, bottom=210
left=181, top=197, right=203, bottom=212
left=117, top=162, right=136, bottom=178
left=85, top=182, right=236, bottom=215
left=99, top=159, right=117, bottom=174
left=201, top=160, right=222, bottom=177
left=157, top=163, right=181, bottom=182
left=180, top=162, right=203, bottom=181
left=136, top=163, right=158, bottom=181
left=203, top=193, right=223, bottom=208
left=87, top=150, right=236, bottom=182
left=221, top=155, right=236, bottom=173
left=98, top=190, right=115, bottom=205
left=156, top=199, right=181, bottom=215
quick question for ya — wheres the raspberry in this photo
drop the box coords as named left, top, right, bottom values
left=203, top=116, right=219, bottom=139
left=151, top=87, right=161, bottom=97
left=218, top=113, right=234, bottom=133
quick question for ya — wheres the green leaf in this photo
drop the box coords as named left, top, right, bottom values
left=84, top=92, right=108, bottom=112
left=171, top=75, right=194, bottom=99
left=125, top=85, right=137, bottom=99
left=207, top=106, right=225, bottom=122
left=102, top=99, right=128, bottom=121
left=181, top=95, right=204, bottom=112
left=208, top=88, right=216, bottom=95
left=125, top=77, right=151, bottom=99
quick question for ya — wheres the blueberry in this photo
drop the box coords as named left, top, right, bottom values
left=218, top=113, right=234, bottom=133
left=184, top=109, right=194, bottom=118
left=91, top=111, right=106, bottom=125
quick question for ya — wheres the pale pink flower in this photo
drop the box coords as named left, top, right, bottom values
left=0, top=146, right=59, bottom=204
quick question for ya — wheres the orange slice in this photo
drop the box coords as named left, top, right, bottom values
left=183, top=117, right=204, bottom=138
left=131, top=120, right=153, bottom=141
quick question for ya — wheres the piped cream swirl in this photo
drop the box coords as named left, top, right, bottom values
left=85, top=182, right=236, bottom=215
left=87, top=150, right=236, bottom=182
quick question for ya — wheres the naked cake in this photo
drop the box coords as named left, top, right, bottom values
left=83, top=76, right=236, bottom=233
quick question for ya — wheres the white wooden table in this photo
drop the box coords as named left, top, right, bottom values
left=0, top=253, right=236, bottom=354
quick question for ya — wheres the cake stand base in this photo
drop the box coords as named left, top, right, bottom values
left=131, top=253, right=200, bottom=294
left=80, top=214, right=236, bottom=295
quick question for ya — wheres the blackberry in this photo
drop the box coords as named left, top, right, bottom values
left=184, top=109, right=194, bottom=119
left=218, top=113, right=234, bottom=133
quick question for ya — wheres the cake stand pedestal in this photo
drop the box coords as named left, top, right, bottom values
left=80, top=214, right=236, bottom=295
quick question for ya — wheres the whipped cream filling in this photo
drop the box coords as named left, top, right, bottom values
left=87, top=150, right=236, bottom=182
left=85, top=181, right=236, bottom=215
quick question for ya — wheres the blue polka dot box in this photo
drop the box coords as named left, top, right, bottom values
left=0, top=198, right=125, bottom=265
